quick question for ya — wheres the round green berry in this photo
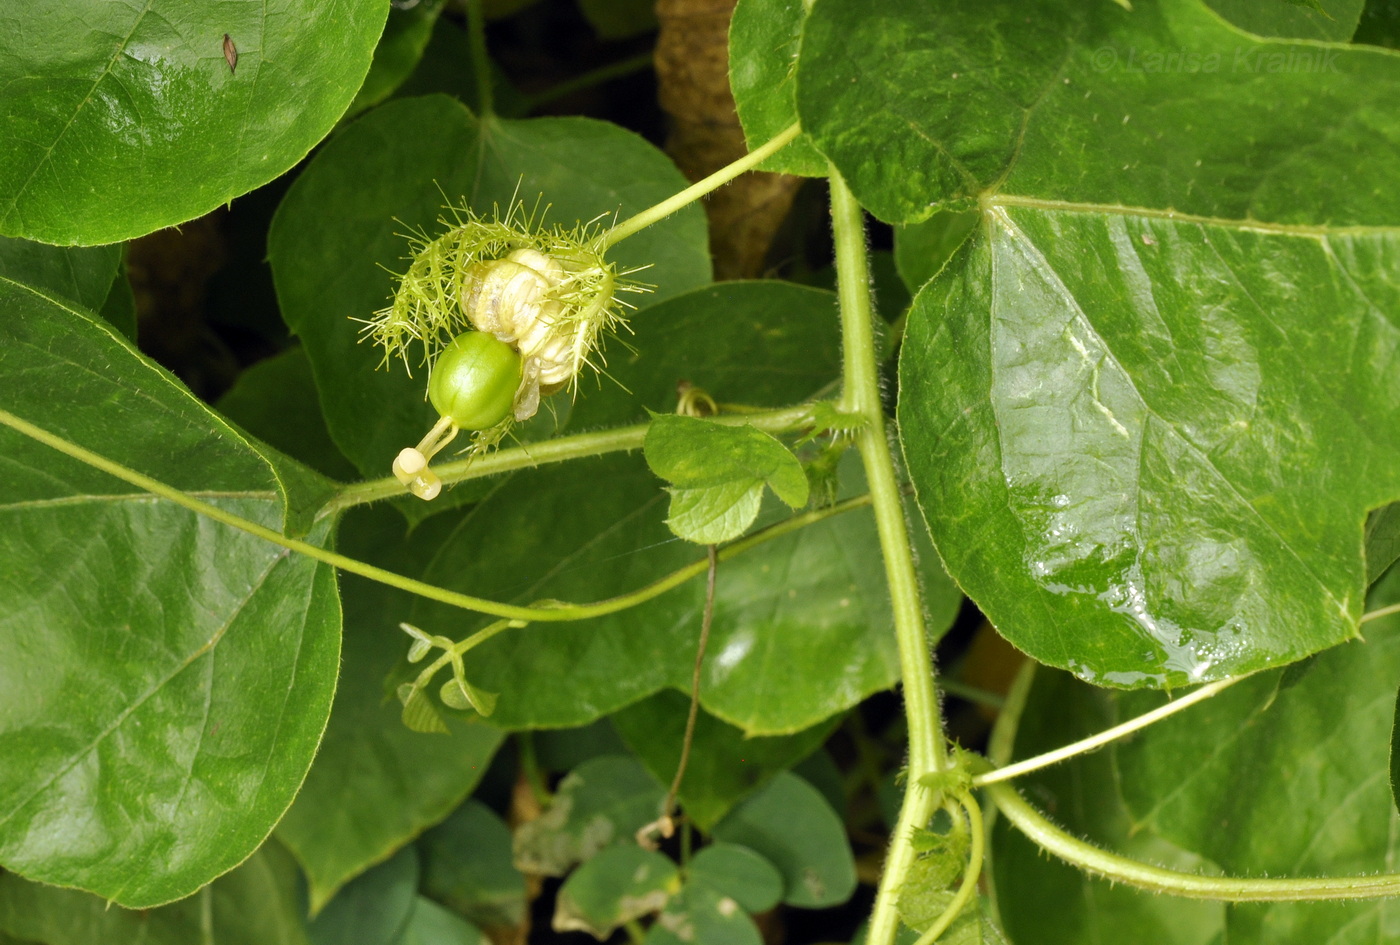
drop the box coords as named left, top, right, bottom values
left=428, top=332, right=522, bottom=430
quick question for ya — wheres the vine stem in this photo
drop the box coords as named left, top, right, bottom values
left=323, top=404, right=815, bottom=515
left=913, top=795, right=985, bottom=945
left=973, top=674, right=1246, bottom=787
left=597, top=122, right=802, bottom=251
left=986, top=780, right=1400, bottom=901
left=829, top=170, right=945, bottom=945
left=0, top=404, right=864, bottom=624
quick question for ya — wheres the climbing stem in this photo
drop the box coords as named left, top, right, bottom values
left=0, top=405, right=863, bottom=625
left=829, top=170, right=946, bottom=945
left=987, top=780, right=1400, bottom=901
left=973, top=674, right=1246, bottom=787
left=913, top=795, right=985, bottom=945
left=598, top=123, right=801, bottom=250
left=323, top=403, right=816, bottom=515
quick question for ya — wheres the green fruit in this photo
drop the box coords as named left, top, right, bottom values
left=428, top=332, right=522, bottom=430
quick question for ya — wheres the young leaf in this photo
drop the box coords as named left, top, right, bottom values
left=553, top=845, right=680, bottom=938
left=275, top=507, right=504, bottom=912
left=419, top=801, right=527, bottom=932
left=610, top=689, right=837, bottom=829
left=710, top=772, right=857, bottom=908
left=0, top=841, right=310, bottom=945
left=0, top=0, right=388, bottom=244
left=513, top=756, right=665, bottom=876
left=798, top=0, right=1400, bottom=686
left=645, top=413, right=809, bottom=544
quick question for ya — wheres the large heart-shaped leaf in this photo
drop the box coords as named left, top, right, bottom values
left=0, top=282, right=340, bottom=906
left=797, top=0, right=1400, bottom=686
left=269, top=94, right=711, bottom=493
left=0, top=0, right=387, bottom=244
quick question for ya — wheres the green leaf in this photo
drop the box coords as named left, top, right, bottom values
left=728, top=0, right=827, bottom=175
left=893, top=212, right=978, bottom=295
left=645, top=413, right=809, bottom=544
left=0, top=840, right=310, bottom=945
left=419, top=800, right=526, bottom=932
left=686, top=842, right=784, bottom=914
left=553, top=844, right=680, bottom=938
left=610, top=689, right=836, bottom=829
left=277, top=507, right=505, bottom=912
left=1108, top=569, right=1400, bottom=941
left=309, top=845, right=419, bottom=945
left=0, top=285, right=340, bottom=906
left=97, top=262, right=138, bottom=342
left=796, top=0, right=1400, bottom=685
left=1367, top=502, right=1400, bottom=585
left=347, top=0, right=447, bottom=120
left=988, top=669, right=1226, bottom=945
left=269, top=94, right=711, bottom=490
left=395, top=19, right=528, bottom=118
left=1206, top=0, right=1363, bottom=39
left=396, top=897, right=487, bottom=945
left=0, top=0, right=388, bottom=244
left=644, top=882, right=764, bottom=945
left=710, top=771, right=856, bottom=908
left=513, top=756, right=664, bottom=876
left=0, top=237, right=119, bottom=311
left=216, top=347, right=360, bottom=482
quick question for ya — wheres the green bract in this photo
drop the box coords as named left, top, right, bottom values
left=429, top=332, right=523, bottom=431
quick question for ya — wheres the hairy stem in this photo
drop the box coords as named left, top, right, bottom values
left=987, top=780, right=1400, bottom=901
left=598, top=123, right=801, bottom=250
left=1, top=404, right=865, bottom=625
left=973, top=674, right=1246, bottom=787
left=913, top=795, right=985, bottom=945
left=323, top=403, right=815, bottom=515
left=829, top=170, right=945, bottom=945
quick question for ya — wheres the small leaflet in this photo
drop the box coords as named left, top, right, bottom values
left=223, top=33, right=238, bottom=74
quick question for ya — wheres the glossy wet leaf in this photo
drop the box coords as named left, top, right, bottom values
left=1109, top=568, right=1400, bottom=941
left=513, top=756, right=664, bottom=877
left=710, top=772, right=856, bottom=908
left=277, top=508, right=504, bottom=912
left=0, top=0, right=387, bottom=244
left=269, top=94, right=710, bottom=487
left=397, top=896, right=486, bottom=945
left=728, top=0, right=826, bottom=175
left=308, top=845, right=419, bottom=945
left=795, top=0, right=1400, bottom=686
left=611, top=690, right=836, bottom=829
left=645, top=414, right=808, bottom=544
left=644, top=880, right=764, bottom=945
left=419, top=800, right=526, bottom=932
left=988, top=670, right=1226, bottom=945
left=0, top=285, right=340, bottom=906
left=553, top=844, right=680, bottom=938
left=686, top=842, right=784, bottom=914
left=0, top=840, right=309, bottom=945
